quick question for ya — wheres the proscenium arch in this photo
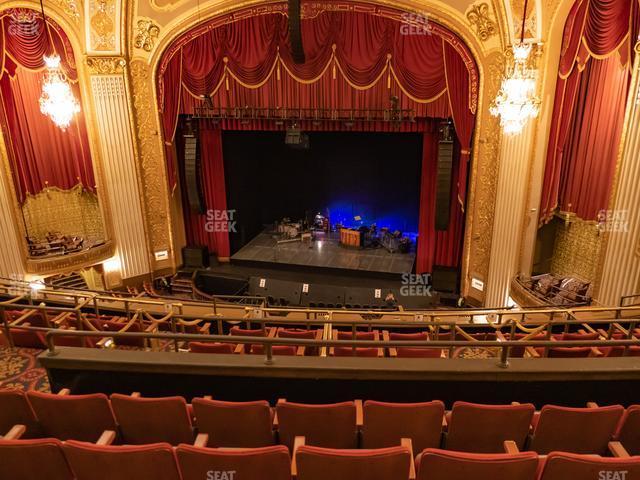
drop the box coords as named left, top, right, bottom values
left=148, top=0, right=498, bottom=298
left=0, top=1, right=116, bottom=272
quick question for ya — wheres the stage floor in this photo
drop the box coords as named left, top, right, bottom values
left=231, top=231, right=416, bottom=275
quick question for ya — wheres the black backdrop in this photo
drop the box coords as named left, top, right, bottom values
left=223, top=131, right=423, bottom=254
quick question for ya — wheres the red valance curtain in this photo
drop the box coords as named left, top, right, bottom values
left=158, top=5, right=478, bottom=198
left=0, top=10, right=94, bottom=203
left=539, top=0, right=639, bottom=223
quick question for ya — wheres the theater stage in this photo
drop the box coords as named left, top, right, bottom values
left=230, top=231, right=415, bottom=275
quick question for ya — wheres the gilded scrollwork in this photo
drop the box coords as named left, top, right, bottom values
left=466, top=3, right=497, bottom=41
left=134, top=19, right=160, bottom=52
left=53, top=0, right=81, bottom=24
left=86, top=56, right=126, bottom=74
left=128, top=60, right=172, bottom=257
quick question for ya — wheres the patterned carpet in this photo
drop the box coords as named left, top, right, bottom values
left=0, top=346, right=50, bottom=392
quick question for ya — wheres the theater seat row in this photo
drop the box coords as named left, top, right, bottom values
left=2, top=389, right=639, bottom=457
left=1, top=424, right=639, bottom=480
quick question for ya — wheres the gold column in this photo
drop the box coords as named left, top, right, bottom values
left=485, top=120, right=536, bottom=307
left=87, top=57, right=151, bottom=285
left=597, top=44, right=640, bottom=306
left=0, top=139, right=24, bottom=279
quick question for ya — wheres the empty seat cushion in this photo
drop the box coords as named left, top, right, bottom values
left=63, top=441, right=181, bottom=480
left=27, top=391, right=116, bottom=442
left=416, top=448, right=538, bottom=480
left=176, top=444, right=290, bottom=480
left=539, top=452, right=640, bottom=480
left=276, top=401, right=358, bottom=450
left=445, top=402, right=535, bottom=452
left=616, top=405, right=640, bottom=455
left=110, top=394, right=193, bottom=445
left=296, top=445, right=411, bottom=480
left=0, top=390, right=40, bottom=438
left=362, top=400, right=444, bottom=452
left=192, top=398, right=274, bottom=447
left=0, top=438, right=72, bottom=480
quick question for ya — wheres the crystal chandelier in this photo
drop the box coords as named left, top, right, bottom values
left=490, top=0, right=540, bottom=134
left=490, top=43, right=540, bottom=134
left=39, top=54, right=80, bottom=130
left=38, top=0, right=80, bottom=130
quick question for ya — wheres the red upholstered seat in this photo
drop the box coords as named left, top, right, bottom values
left=600, top=333, right=640, bottom=357
left=334, top=330, right=382, bottom=357
left=445, top=401, right=535, bottom=453
left=362, top=400, right=444, bottom=453
left=176, top=444, right=290, bottom=480
left=615, top=405, right=640, bottom=455
left=388, top=332, right=444, bottom=358
left=296, top=445, right=411, bottom=480
left=507, top=333, right=547, bottom=358
left=27, top=391, right=116, bottom=442
left=538, top=452, right=640, bottom=480
left=528, top=404, right=624, bottom=454
left=544, top=346, right=592, bottom=357
left=192, top=398, right=275, bottom=447
left=0, top=389, right=40, bottom=438
left=416, top=448, right=538, bottom=480
left=278, top=328, right=322, bottom=355
left=63, top=441, right=181, bottom=480
left=89, top=318, right=145, bottom=347
left=249, top=345, right=298, bottom=356
left=189, top=342, right=236, bottom=354
left=229, top=326, right=272, bottom=353
left=0, top=438, right=73, bottom=480
left=6, top=310, right=48, bottom=348
left=276, top=401, right=358, bottom=450
left=110, top=394, right=193, bottom=445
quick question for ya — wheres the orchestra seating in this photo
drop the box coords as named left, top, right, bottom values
left=1, top=388, right=640, bottom=479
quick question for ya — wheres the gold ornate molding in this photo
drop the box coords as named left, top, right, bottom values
left=25, top=241, right=115, bottom=275
left=88, top=0, right=117, bottom=51
left=53, top=0, right=81, bottom=24
left=86, top=56, right=127, bottom=74
left=128, top=59, right=172, bottom=260
left=466, top=3, right=497, bottom=41
left=134, top=18, right=160, bottom=52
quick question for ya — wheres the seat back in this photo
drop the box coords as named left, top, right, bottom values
left=416, top=449, right=538, bottom=480
left=297, top=445, right=411, bottom=480
left=529, top=404, right=624, bottom=454
left=547, top=347, right=592, bottom=358
left=230, top=326, right=268, bottom=353
left=110, top=394, right=193, bottom=445
left=396, top=347, right=443, bottom=358
left=445, top=402, right=535, bottom=452
left=192, top=398, right=274, bottom=447
left=0, top=438, right=73, bottom=480
left=0, top=389, right=40, bottom=438
left=63, top=441, right=181, bottom=480
left=276, top=401, right=357, bottom=450
left=539, top=452, right=640, bottom=480
left=278, top=328, right=320, bottom=355
left=250, top=345, right=297, bottom=356
left=616, top=405, right=640, bottom=455
left=27, top=391, right=116, bottom=442
left=362, top=400, right=444, bottom=452
left=176, top=445, right=290, bottom=480
left=189, top=342, right=235, bottom=354
left=90, top=318, right=144, bottom=347
left=510, top=333, right=547, bottom=358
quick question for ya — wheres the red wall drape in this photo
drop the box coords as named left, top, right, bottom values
left=539, top=0, right=638, bottom=223
left=0, top=10, right=94, bottom=203
left=179, top=124, right=230, bottom=258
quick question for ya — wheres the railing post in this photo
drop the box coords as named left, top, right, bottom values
left=264, top=342, right=274, bottom=365
left=498, top=344, right=510, bottom=368
left=170, top=315, right=179, bottom=353
left=45, top=332, right=57, bottom=356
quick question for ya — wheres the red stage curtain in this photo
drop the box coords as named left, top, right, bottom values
left=179, top=124, right=230, bottom=258
left=158, top=7, right=479, bottom=197
left=539, top=0, right=637, bottom=223
left=416, top=130, right=465, bottom=274
left=0, top=11, right=93, bottom=202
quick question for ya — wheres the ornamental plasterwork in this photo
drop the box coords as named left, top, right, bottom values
left=466, top=2, right=497, bottom=41
left=54, top=0, right=81, bottom=24
left=134, top=18, right=160, bottom=52
left=86, top=56, right=126, bottom=74
left=87, top=0, right=117, bottom=51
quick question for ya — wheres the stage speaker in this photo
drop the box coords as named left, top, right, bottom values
left=435, top=122, right=454, bottom=231
left=288, top=0, right=305, bottom=64
left=183, top=121, right=206, bottom=214
left=182, top=246, right=209, bottom=269
left=248, top=277, right=302, bottom=306
left=432, top=265, right=459, bottom=293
